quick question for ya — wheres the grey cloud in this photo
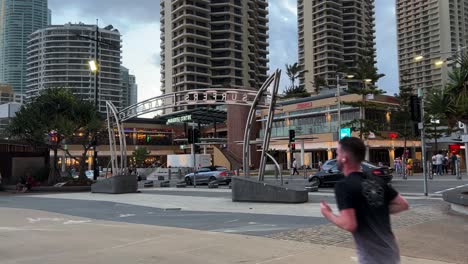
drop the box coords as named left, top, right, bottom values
left=49, top=0, right=160, bottom=25
left=151, top=53, right=160, bottom=67
left=267, top=1, right=298, bottom=93
left=375, top=0, right=398, bottom=95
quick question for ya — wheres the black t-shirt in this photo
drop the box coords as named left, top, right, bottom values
left=334, top=172, right=400, bottom=264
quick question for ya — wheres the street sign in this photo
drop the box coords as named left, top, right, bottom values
left=458, top=121, right=465, bottom=129
left=340, top=127, right=351, bottom=139
left=462, top=135, right=468, bottom=143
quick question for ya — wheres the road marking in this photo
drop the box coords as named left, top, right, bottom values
left=118, top=214, right=135, bottom=218
left=224, top=219, right=239, bottom=223
left=434, top=183, right=468, bottom=194
left=0, top=227, right=58, bottom=232
left=27, top=217, right=64, bottom=223
left=63, top=220, right=91, bottom=225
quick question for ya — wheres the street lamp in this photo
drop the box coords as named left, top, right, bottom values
left=88, top=60, right=98, bottom=72
left=412, top=47, right=468, bottom=195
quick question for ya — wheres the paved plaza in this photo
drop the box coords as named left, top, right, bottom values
left=0, top=187, right=467, bottom=264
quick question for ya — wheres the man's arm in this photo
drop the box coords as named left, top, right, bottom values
left=320, top=201, right=357, bottom=232
left=389, top=194, right=409, bottom=214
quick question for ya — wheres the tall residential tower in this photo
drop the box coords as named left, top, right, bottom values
left=160, top=0, right=269, bottom=106
left=0, top=0, right=49, bottom=95
left=298, top=0, right=376, bottom=93
left=397, top=0, right=468, bottom=93
left=26, top=23, right=123, bottom=112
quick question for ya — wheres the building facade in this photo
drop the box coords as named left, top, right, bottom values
left=298, top=0, right=376, bottom=93
left=120, top=66, right=138, bottom=109
left=258, top=93, right=421, bottom=170
left=160, top=0, right=269, bottom=111
left=26, top=23, right=123, bottom=112
left=397, top=0, right=468, bottom=93
left=0, top=0, right=49, bottom=94
left=0, top=83, right=22, bottom=104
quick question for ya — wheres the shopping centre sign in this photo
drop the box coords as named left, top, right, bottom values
left=117, top=88, right=269, bottom=122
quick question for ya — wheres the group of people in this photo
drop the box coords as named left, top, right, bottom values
left=431, top=151, right=460, bottom=176
left=393, top=156, right=413, bottom=176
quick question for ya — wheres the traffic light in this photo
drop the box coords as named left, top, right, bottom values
left=409, top=95, right=421, bottom=122
left=146, top=135, right=151, bottom=143
left=187, top=129, right=200, bottom=144
left=194, top=129, right=201, bottom=143
left=289, top=129, right=296, bottom=142
left=291, top=143, right=296, bottom=151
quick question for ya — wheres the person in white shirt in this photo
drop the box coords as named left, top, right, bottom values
left=435, top=151, right=444, bottom=176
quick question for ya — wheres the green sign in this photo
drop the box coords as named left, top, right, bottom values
left=166, top=114, right=192, bottom=124
left=340, top=128, right=351, bottom=139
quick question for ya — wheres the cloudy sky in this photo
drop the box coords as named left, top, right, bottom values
left=49, top=0, right=399, bottom=102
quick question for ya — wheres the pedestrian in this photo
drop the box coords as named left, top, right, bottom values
left=320, top=137, right=409, bottom=264
left=431, top=153, right=437, bottom=175
left=318, top=160, right=323, bottom=171
left=451, top=152, right=458, bottom=175
left=406, top=157, right=413, bottom=176
left=443, top=153, right=449, bottom=175
left=292, top=158, right=299, bottom=175
left=435, top=151, right=444, bottom=176
left=394, top=157, right=402, bottom=176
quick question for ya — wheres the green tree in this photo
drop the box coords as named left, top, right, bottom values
left=391, top=71, right=415, bottom=153
left=343, top=56, right=386, bottom=139
left=283, top=85, right=310, bottom=99
left=131, top=147, right=150, bottom=167
left=285, top=62, right=307, bottom=89
left=6, top=88, right=103, bottom=184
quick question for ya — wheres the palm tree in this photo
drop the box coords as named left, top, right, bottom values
left=285, top=63, right=307, bottom=89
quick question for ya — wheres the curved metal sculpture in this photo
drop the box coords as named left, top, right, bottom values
left=242, top=69, right=281, bottom=180
left=106, top=70, right=281, bottom=180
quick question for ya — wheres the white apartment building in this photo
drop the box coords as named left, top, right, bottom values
left=26, top=23, right=123, bottom=112
left=397, top=0, right=468, bottom=93
left=298, top=0, right=376, bottom=93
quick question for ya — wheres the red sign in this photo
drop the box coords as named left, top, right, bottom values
left=449, top=144, right=461, bottom=152
left=388, top=132, right=398, bottom=139
left=296, top=102, right=312, bottom=109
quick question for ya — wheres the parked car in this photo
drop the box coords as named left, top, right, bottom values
left=184, top=166, right=234, bottom=185
left=308, top=160, right=393, bottom=187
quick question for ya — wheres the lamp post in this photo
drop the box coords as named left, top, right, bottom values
left=413, top=46, right=468, bottom=193
left=80, top=22, right=120, bottom=180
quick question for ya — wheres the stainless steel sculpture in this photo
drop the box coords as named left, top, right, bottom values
left=105, top=70, right=281, bottom=180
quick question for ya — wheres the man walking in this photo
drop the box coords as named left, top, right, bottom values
left=320, top=137, right=409, bottom=264
left=292, top=158, right=299, bottom=175
left=435, top=151, right=444, bottom=176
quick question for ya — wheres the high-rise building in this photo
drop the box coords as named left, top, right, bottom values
left=0, top=83, right=22, bottom=104
left=297, top=0, right=376, bottom=92
left=0, top=0, right=49, bottom=95
left=121, top=66, right=138, bottom=108
left=396, top=0, right=468, bottom=93
left=160, top=0, right=269, bottom=108
left=26, top=23, right=123, bottom=112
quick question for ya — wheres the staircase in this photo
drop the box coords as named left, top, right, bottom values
left=215, top=146, right=243, bottom=170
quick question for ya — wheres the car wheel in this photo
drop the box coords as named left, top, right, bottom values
left=185, top=177, right=192, bottom=185
left=309, top=176, right=321, bottom=187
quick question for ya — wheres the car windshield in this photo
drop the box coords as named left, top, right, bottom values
left=362, top=161, right=379, bottom=168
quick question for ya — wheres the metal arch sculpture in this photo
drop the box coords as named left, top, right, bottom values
left=106, top=101, right=127, bottom=176
left=242, top=69, right=281, bottom=180
left=105, top=70, right=281, bottom=180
